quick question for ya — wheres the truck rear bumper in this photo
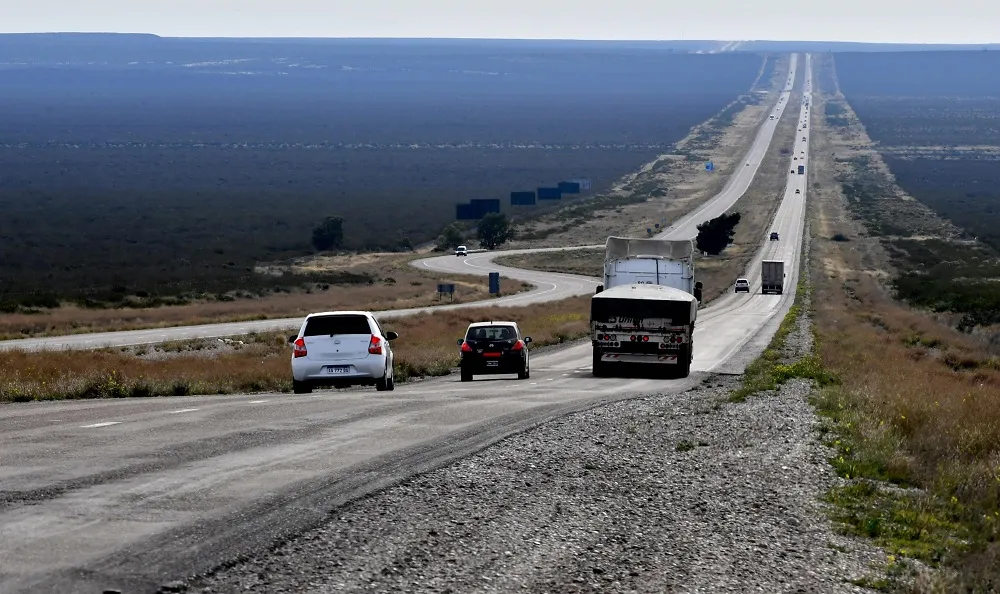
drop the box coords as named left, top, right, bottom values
left=600, top=352, right=682, bottom=365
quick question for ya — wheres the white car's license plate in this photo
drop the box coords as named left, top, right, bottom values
left=326, top=366, right=350, bottom=374
left=486, top=361, right=499, bottom=367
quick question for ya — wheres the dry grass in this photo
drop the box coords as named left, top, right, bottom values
left=0, top=253, right=530, bottom=341
left=506, top=56, right=792, bottom=249
left=807, top=66, right=1000, bottom=590
left=495, top=249, right=604, bottom=279
left=0, top=297, right=590, bottom=403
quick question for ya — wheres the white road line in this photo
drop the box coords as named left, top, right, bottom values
left=168, top=408, right=200, bottom=414
left=80, top=421, right=121, bottom=428
left=248, top=400, right=269, bottom=404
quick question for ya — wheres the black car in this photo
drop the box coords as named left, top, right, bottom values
left=770, top=232, right=780, bottom=241
left=458, top=321, right=531, bottom=381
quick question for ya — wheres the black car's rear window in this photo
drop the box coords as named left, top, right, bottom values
left=466, top=325, right=517, bottom=341
left=303, top=314, right=372, bottom=337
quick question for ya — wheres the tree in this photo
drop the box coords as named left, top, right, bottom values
left=695, top=212, right=741, bottom=256
left=477, top=213, right=515, bottom=250
left=435, top=222, right=465, bottom=251
left=312, top=216, right=344, bottom=252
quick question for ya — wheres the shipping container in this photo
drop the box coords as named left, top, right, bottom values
left=537, top=187, right=562, bottom=200
left=557, top=181, right=581, bottom=194
left=470, top=198, right=501, bottom=216
left=510, top=191, right=537, bottom=206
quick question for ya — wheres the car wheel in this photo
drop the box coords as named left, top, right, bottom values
left=460, top=369, right=473, bottom=382
left=376, top=363, right=394, bottom=391
left=518, top=358, right=529, bottom=380
left=292, top=379, right=312, bottom=394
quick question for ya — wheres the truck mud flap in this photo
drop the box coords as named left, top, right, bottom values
left=601, top=353, right=679, bottom=365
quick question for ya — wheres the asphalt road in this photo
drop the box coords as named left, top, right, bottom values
left=0, top=55, right=813, bottom=593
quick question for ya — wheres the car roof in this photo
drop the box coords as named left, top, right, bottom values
left=467, top=321, right=518, bottom=328
left=305, top=311, right=373, bottom=319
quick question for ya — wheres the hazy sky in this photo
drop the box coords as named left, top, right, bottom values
left=4, top=0, right=998, bottom=44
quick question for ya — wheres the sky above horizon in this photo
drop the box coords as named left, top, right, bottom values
left=4, top=0, right=997, bottom=44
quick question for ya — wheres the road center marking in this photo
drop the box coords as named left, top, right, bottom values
left=248, top=400, right=269, bottom=404
left=80, top=421, right=122, bottom=428
left=168, top=408, right=200, bottom=414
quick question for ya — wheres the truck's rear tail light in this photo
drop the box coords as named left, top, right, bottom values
left=368, top=335, right=382, bottom=355
left=642, top=335, right=649, bottom=342
left=293, top=337, right=307, bottom=358
left=630, top=335, right=636, bottom=341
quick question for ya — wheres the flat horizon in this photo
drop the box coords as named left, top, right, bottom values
left=3, top=32, right=1000, bottom=48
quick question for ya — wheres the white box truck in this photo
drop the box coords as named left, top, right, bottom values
left=592, top=237, right=702, bottom=378
left=761, top=260, right=785, bottom=295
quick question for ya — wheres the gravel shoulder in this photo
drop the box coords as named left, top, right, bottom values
left=187, top=307, right=886, bottom=593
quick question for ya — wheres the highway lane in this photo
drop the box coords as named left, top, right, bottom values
left=0, top=343, right=705, bottom=593
left=0, top=54, right=815, bottom=593
left=0, top=55, right=797, bottom=354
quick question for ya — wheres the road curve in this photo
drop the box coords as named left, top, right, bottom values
left=0, top=55, right=797, bottom=354
left=0, top=55, right=814, bottom=593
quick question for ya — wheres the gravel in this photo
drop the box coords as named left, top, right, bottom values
left=187, top=307, right=886, bottom=593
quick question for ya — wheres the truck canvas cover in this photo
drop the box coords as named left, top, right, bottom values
left=591, top=284, right=698, bottom=327
left=605, top=237, right=693, bottom=262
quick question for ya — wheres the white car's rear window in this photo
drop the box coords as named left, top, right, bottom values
left=304, top=314, right=372, bottom=337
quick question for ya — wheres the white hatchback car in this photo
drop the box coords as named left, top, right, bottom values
left=289, top=311, right=398, bottom=394
left=455, top=245, right=468, bottom=256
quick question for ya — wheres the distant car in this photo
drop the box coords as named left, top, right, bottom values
left=770, top=232, right=780, bottom=241
left=455, top=245, right=468, bottom=256
left=791, top=169, right=796, bottom=174
left=289, top=311, right=398, bottom=394
left=458, top=321, right=531, bottom=381
left=802, top=136, right=806, bottom=141
left=795, top=189, right=801, bottom=194
left=746, top=162, right=750, bottom=166
left=793, top=156, right=798, bottom=160
left=734, top=278, right=751, bottom=293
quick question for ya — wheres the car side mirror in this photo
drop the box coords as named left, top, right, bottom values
left=385, top=331, right=398, bottom=341
left=524, top=337, right=532, bottom=344
left=457, top=338, right=464, bottom=346
left=288, top=334, right=297, bottom=344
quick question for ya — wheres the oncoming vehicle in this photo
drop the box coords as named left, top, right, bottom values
left=770, top=231, right=780, bottom=241
left=289, top=311, right=398, bottom=394
left=458, top=322, right=531, bottom=381
left=795, top=189, right=801, bottom=194
left=734, top=278, right=751, bottom=293
left=455, top=245, right=468, bottom=256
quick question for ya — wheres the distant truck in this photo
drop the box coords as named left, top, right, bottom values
left=797, top=164, right=805, bottom=175
left=592, top=237, right=702, bottom=378
left=761, top=260, right=785, bottom=295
